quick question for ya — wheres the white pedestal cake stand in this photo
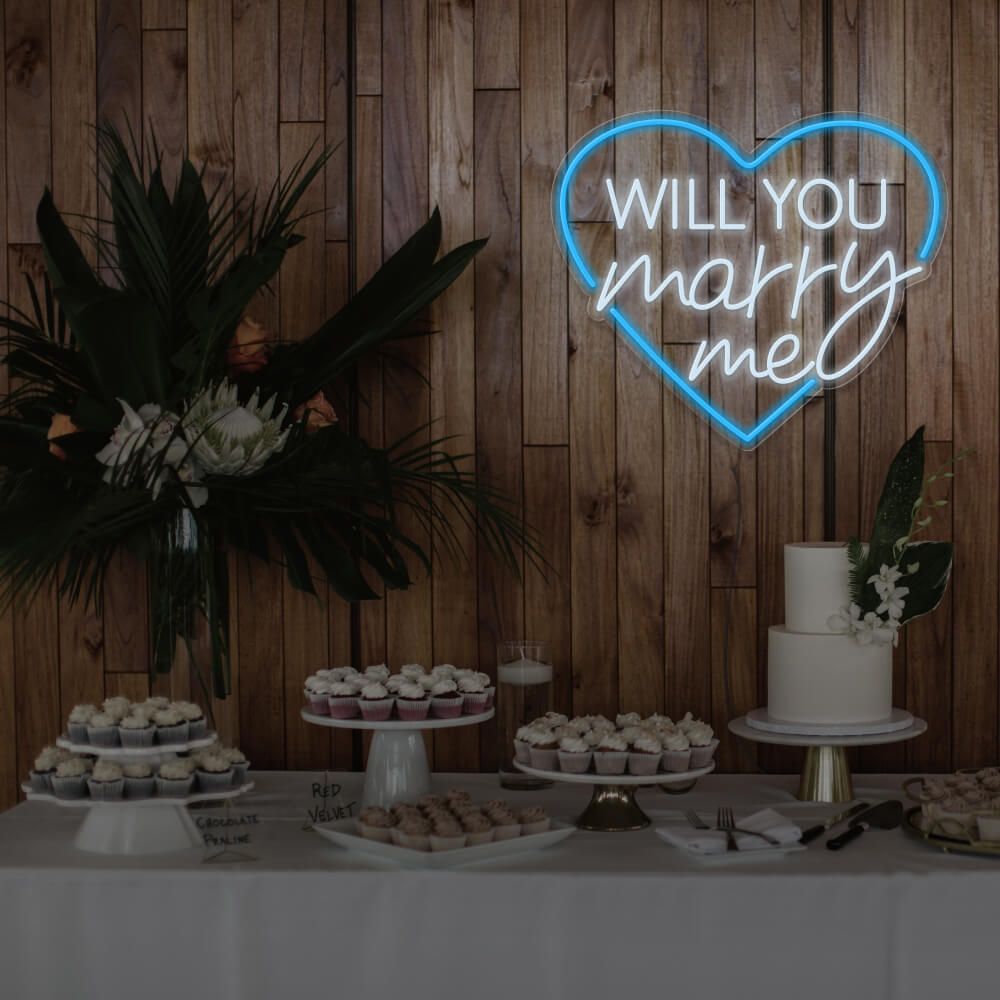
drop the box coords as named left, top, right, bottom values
left=22, top=782, right=254, bottom=855
left=514, top=760, right=716, bottom=831
left=729, top=713, right=928, bottom=803
left=301, top=708, right=495, bottom=809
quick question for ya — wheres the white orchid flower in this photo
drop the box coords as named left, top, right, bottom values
left=877, top=585, right=909, bottom=620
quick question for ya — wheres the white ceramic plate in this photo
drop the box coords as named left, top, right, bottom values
left=301, top=708, right=494, bottom=731
left=314, top=817, right=575, bottom=868
left=654, top=821, right=807, bottom=866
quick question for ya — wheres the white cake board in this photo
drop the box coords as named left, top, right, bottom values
left=745, top=707, right=914, bottom=737
left=731, top=714, right=927, bottom=748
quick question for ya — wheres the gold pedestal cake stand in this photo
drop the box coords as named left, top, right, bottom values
left=728, top=712, right=927, bottom=802
left=514, top=760, right=715, bottom=831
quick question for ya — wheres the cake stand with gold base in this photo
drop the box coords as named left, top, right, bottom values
left=728, top=714, right=927, bottom=803
left=514, top=760, right=715, bottom=831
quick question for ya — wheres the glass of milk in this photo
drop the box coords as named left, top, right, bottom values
left=497, top=640, right=554, bottom=789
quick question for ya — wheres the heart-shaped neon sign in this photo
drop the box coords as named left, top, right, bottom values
left=553, top=114, right=946, bottom=446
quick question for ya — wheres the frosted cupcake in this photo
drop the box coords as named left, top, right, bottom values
left=87, top=760, right=124, bottom=801
left=221, top=747, right=250, bottom=784
left=660, top=728, right=691, bottom=772
left=122, top=761, right=155, bottom=798
left=458, top=675, right=489, bottom=715
left=396, top=681, right=431, bottom=721
left=196, top=753, right=235, bottom=793
left=156, top=759, right=196, bottom=797
left=431, top=663, right=457, bottom=680
left=462, top=812, right=495, bottom=846
left=472, top=672, right=495, bottom=709
left=175, top=701, right=207, bottom=740
left=304, top=675, right=332, bottom=715
left=119, top=712, right=156, bottom=748
left=616, top=712, right=641, bottom=728
left=429, top=818, right=467, bottom=851
left=385, top=674, right=407, bottom=694
left=50, top=757, right=89, bottom=799
left=153, top=707, right=189, bottom=745
left=430, top=678, right=463, bottom=719
left=557, top=735, right=593, bottom=773
left=67, top=704, right=98, bottom=743
left=527, top=727, right=559, bottom=770
left=86, top=712, right=120, bottom=748
left=513, top=725, right=534, bottom=763
left=30, top=748, right=68, bottom=792
left=519, top=806, right=550, bottom=835
left=358, top=806, right=396, bottom=842
left=686, top=721, right=718, bottom=767
left=393, top=815, right=432, bottom=850
left=489, top=808, right=521, bottom=840
left=593, top=732, right=629, bottom=775
left=363, top=663, right=391, bottom=683
left=141, top=697, right=171, bottom=714
left=399, top=662, right=426, bottom=679
left=327, top=680, right=360, bottom=719
left=358, top=681, right=394, bottom=721
left=628, top=732, right=663, bottom=776
left=102, top=697, right=132, bottom=722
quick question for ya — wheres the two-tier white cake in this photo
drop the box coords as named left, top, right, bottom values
left=766, top=542, right=892, bottom=725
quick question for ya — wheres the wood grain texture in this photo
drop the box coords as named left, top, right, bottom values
left=755, top=0, right=801, bottom=137
left=354, top=0, right=381, bottom=94
left=142, top=0, right=186, bottom=30
left=142, top=28, right=186, bottom=192
left=280, top=0, right=324, bottom=121
left=325, top=0, right=350, bottom=240
left=187, top=0, right=234, bottom=194
left=859, top=0, right=904, bottom=182
left=711, top=587, right=757, bottom=773
left=474, top=0, right=518, bottom=89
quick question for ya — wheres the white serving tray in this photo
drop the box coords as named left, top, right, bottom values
left=55, top=732, right=219, bottom=758
left=22, top=781, right=255, bottom=808
left=314, top=817, right=575, bottom=868
left=654, top=821, right=807, bottom=866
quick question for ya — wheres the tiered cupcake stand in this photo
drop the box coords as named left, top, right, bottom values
left=301, top=708, right=494, bottom=809
left=514, top=760, right=715, bottom=831
left=23, top=733, right=254, bottom=855
left=729, top=710, right=927, bottom=803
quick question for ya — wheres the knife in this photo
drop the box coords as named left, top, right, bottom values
left=799, top=801, right=870, bottom=844
left=826, top=800, right=903, bottom=850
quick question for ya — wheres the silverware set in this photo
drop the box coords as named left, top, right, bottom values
left=683, top=807, right=780, bottom=850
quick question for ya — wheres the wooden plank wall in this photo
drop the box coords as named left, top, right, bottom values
left=0, top=0, right=997, bottom=810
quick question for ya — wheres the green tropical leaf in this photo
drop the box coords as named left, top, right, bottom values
left=897, top=540, right=954, bottom=624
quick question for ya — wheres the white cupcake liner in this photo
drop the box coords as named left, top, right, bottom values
left=463, top=829, right=495, bottom=846
left=124, top=776, right=156, bottom=799
left=29, top=770, right=53, bottom=793
left=430, top=695, right=464, bottom=719
left=359, top=823, right=393, bottom=843
left=661, top=748, right=692, bottom=773
left=396, top=697, right=431, bottom=721
left=513, top=739, right=532, bottom=763
left=358, top=697, right=395, bottom=721
left=156, top=721, right=190, bottom=745
left=87, top=778, right=124, bottom=801
left=593, top=750, right=629, bottom=775
left=627, top=752, right=661, bottom=776
left=394, top=829, right=431, bottom=851
left=196, top=769, right=235, bottom=794
left=49, top=775, right=87, bottom=799
left=689, top=738, right=719, bottom=768
left=67, top=722, right=90, bottom=743
left=430, top=832, right=467, bottom=851
left=231, top=761, right=250, bottom=785
left=556, top=749, right=593, bottom=773
left=304, top=690, right=331, bottom=715
left=528, top=746, right=558, bottom=770
left=187, top=718, right=208, bottom=740
left=491, top=822, right=522, bottom=841
left=119, top=726, right=156, bottom=748
left=155, top=775, right=195, bottom=798
left=327, top=695, right=360, bottom=719
left=86, top=726, right=120, bottom=747
left=520, top=818, right=551, bottom=835
left=461, top=691, right=489, bottom=714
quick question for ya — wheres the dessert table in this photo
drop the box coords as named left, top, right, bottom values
left=0, top=771, right=997, bottom=1000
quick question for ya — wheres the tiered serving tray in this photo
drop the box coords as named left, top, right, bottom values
left=301, top=708, right=494, bottom=809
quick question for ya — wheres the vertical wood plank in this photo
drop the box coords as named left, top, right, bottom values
left=521, top=0, right=567, bottom=445
left=354, top=0, right=381, bottom=95
left=429, top=0, right=478, bottom=772
left=142, top=0, right=186, bottom=29
left=5, top=0, right=51, bottom=242
left=104, top=671, right=150, bottom=704
left=755, top=0, right=801, bottom=137
left=474, top=88, right=522, bottom=769
left=952, top=0, right=999, bottom=770
left=0, top=0, right=10, bottom=809
left=474, top=0, right=518, bottom=88
left=280, top=0, right=324, bottom=121
left=103, top=550, right=149, bottom=671
left=325, top=0, right=349, bottom=240
left=711, top=587, right=757, bottom=772
left=859, top=0, right=904, bottom=182
left=569, top=222, right=618, bottom=716
left=187, top=0, right=233, bottom=195
left=141, top=28, right=187, bottom=192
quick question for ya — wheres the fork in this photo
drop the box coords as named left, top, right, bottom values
left=715, top=805, right=781, bottom=846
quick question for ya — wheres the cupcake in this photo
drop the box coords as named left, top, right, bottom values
left=122, top=761, right=155, bottom=798
left=50, top=757, right=89, bottom=799
left=358, top=806, right=396, bottom=842
left=119, top=712, right=156, bottom=748
left=400, top=663, right=426, bottom=679
left=429, top=818, right=467, bottom=851
left=67, top=704, right=98, bottom=743
left=458, top=675, right=489, bottom=715
left=155, top=759, right=196, bottom=797
left=513, top=725, right=534, bottom=763
left=304, top=675, right=332, bottom=715
left=221, top=747, right=250, bottom=785
left=86, top=712, right=120, bottom=748
left=542, top=712, right=569, bottom=727
left=593, top=731, right=629, bottom=775
left=686, top=721, right=718, bottom=767
left=417, top=673, right=438, bottom=693
left=527, top=727, right=559, bottom=770
left=385, top=674, right=407, bottom=694
left=616, top=712, right=641, bottom=728
left=152, top=707, right=189, bottom=744
left=430, top=678, right=463, bottom=719
left=628, top=733, right=662, bottom=775
left=102, top=697, right=132, bottom=722
left=327, top=680, right=361, bottom=719
left=518, top=806, right=550, bottom=835
left=445, top=787, right=472, bottom=806
left=417, top=794, right=443, bottom=810
left=328, top=666, right=357, bottom=683
left=140, top=697, right=171, bottom=716
left=396, top=681, right=431, bottom=721
left=30, top=748, right=68, bottom=792
left=87, top=760, right=124, bottom=801
left=196, top=753, right=235, bottom=793
left=358, top=681, right=394, bottom=721
left=363, top=663, right=391, bottom=683
left=430, top=663, right=457, bottom=680
left=557, top=735, right=593, bottom=773
left=393, top=815, right=432, bottom=850
left=660, top=728, right=692, bottom=772
left=462, top=812, right=495, bottom=846
left=174, top=701, right=207, bottom=740
left=489, top=808, right=521, bottom=841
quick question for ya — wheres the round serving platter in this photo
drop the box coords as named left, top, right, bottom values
left=744, top=707, right=914, bottom=737
left=300, top=709, right=493, bottom=731
left=22, top=780, right=254, bottom=809
left=902, top=806, right=1000, bottom=858
left=514, top=760, right=715, bottom=832
left=55, top=732, right=218, bottom=759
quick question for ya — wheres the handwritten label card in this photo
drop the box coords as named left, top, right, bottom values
left=305, top=775, right=357, bottom=828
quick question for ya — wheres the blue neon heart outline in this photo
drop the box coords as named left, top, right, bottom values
left=553, top=114, right=946, bottom=446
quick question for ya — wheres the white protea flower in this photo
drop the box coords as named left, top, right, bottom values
left=184, top=379, right=290, bottom=477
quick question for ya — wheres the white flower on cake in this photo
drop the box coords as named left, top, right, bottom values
left=827, top=601, right=900, bottom=647
left=184, top=379, right=290, bottom=476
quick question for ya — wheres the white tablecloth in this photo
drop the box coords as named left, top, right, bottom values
left=1, top=771, right=998, bottom=1000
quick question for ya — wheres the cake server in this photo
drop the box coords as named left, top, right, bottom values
left=799, top=801, right=870, bottom=844
left=826, top=800, right=903, bottom=850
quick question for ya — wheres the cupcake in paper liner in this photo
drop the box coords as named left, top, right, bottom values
left=304, top=676, right=333, bottom=715
left=628, top=733, right=663, bottom=776
left=659, top=729, right=691, bottom=772
left=489, top=809, right=522, bottom=841
left=358, top=806, right=396, bottom=842
left=101, top=697, right=131, bottom=723
left=220, top=748, right=250, bottom=785
left=30, top=747, right=69, bottom=793
left=518, top=806, right=550, bottom=835
left=394, top=815, right=432, bottom=850
left=119, top=713, right=156, bottom=748
left=155, top=759, right=196, bottom=798
left=174, top=701, right=208, bottom=740
left=526, top=725, right=559, bottom=770
left=593, top=732, right=629, bottom=775
left=67, top=704, right=98, bottom=743
left=358, top=682, right=395, bottom=721
left=87, top=761, right=124, bottom=801
left=513, top=725, right=534, bottom=764
left=86, top=712, right=120, bottom=748
left=327, top=681, right=360, bottom=719
left=123, top=761, right=155, bottom=799
left=461, top=812, right=495, bottom=846
left=556, top=735, right=593, bottom=773
left=429, top=818, right=467, bottom=851
left=457, top=675, right=488, bottom=715
left=473, top=672, right=496, bottom=710
left=50, top=757, right=89, bottom=799
left=153, top=708, right=189, bottom=745
left=196, top=753, right=235, bottom=794
left=429, top=678, right=464, bottom=719
left=686, top=721, right=717, bottom=768
left=395, top=681, right=431, bottom=721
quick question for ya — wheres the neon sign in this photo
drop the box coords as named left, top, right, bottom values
left=553, top=114, right=946, bottom=446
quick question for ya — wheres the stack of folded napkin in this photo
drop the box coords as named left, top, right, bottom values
left=658, top=808, right=801, bottom=854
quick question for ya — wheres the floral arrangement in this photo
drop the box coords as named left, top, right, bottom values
left=0, top=125, right=530, bottom=698
left=827, top=426, right=968, bottom=646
